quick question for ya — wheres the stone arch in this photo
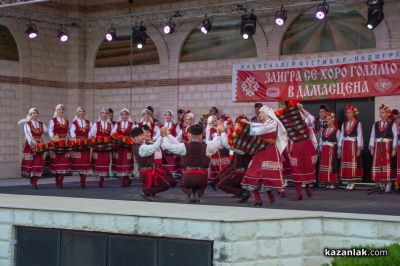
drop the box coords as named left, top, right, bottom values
left=178, top=16, right=264, bottom=62
left=88, top=23, right=168, bottom=69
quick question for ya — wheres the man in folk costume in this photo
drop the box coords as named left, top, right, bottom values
left=131, top=126, right=174, bottom=201
left=276, top=101, right=318, bottom=200
left=250, top=103, right=263, bottom=123
left=19, top=108, right=47, bottom=189
left=138, top=108, right=160, bottom=140
left=48, top=104, right=71, bottom=188
left=90, top=108, right=113, bottom=188
left=177, top=109, right=185, bottom=129
left=159, top=110, right=180, bottom=177
left=318, top=112, right=340, bottom=189
left=212, top=119, right=252, bottom=203
left=338, top=104, right=364, bottom=190
left=111, top=108, right=135, bottom=187
left=69, top=107, right=91, bottom=188
left=240, top=106, right=288, bottom=205
left=369, top=104, right=398, bottom=193
left=206, top=115, right=231, bottom=183
left=161, top=124, right=223, bottom=203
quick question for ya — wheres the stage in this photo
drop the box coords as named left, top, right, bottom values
left=0, top=177, right=398, bottom=216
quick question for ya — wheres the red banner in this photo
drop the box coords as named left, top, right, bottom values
left=232, top=50, right=400, bottom=102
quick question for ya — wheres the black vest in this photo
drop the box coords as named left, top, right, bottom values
left=374, top=120, right=394, bottom=139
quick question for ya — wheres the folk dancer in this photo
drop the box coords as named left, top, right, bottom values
left=159, top=110, right=181, bottom=177
left=69, top=107, right=91, bottom=188
left=19, top=108, right=47, bottom=189
left=48, top=104, right=71, bottom=188
left=369, top=104, right=398, bottom=193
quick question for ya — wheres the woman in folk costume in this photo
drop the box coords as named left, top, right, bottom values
left=369, top=104, right=398, bottom=193
left=48, top=104, right=71, bottom=188
left=19, top=108, right=47, bottom=189
left=240, top=106, right=288, bottom=205
left=338, top=104, right=364, bottom=191
left=137, top=108, right=160, bottom=140
left=159, top=110, right=181, bottom=176
left=276, top=101, right=318, bottom=200
left=90, top=108, right=113, bottom=188
left=111, top=108, right=135, bottom=187
left=318, top=112, right=340, bottom=189
left=206, top=115, right=231, bottom=183
left=393, top=109, right=400, bottom=191
left=176, top=110, right=195, bottom=143
left=69, top=107, right=91, bottom=188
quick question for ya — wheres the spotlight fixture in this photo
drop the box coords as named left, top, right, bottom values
left=275, top=5, right=287, bottom=26
left=57, top=26, right=69, bottom=42
left=26, top=22, right=38, bottom=39
left=366, top=0, right=384, bottom=30
left=132, top=23, right=147, bottom=49
left=241, top=11, right=257, bottom=39
left=105, top=24, right=116, bottom=41
left=163, top=18, right=176, bottom=34
left=315, top=1, right=329, bottom=20
left=200, top=15, right=212, bottom=34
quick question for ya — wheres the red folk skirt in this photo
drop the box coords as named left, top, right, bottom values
left=281, top=148, right=292, bottom=179
left=241, top=145, right=284, bottom=191
left=319, top=143, right=339, bottom=184
left=397, top=146, right=400, bottom=185
left=21, top=142, right=44, bottom=178
left=50, top=151, right=71, bottom=175
left=209, top=152, right=231, bottom=181
left=112, top=146, right=134, bottom=177
left=339, top=139, right=363, bottom=182
left=289, top=139, right=317, bottom=184
left=70, top=149, right=91, bottom=175
left=92, top=150, right=111, bottom=177
left=372, top=141, right=393, bottom=183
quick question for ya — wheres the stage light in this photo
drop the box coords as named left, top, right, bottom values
left=200, top=15, right=212, bottom=34
left=315, top=1, right=329, bottom=20
left=57, top=26, right=68, bottom=42
left=132, top=23, right=147, bottom=49
left=163, top=18, right=176, bottom=34
left=275, top=5, right=287, bottom=26
left=366, top=0, right=384, bottom=30
left=241, top=12, right=257, bottom=39
left=26, top=22, right=38, bottom=39
left=105, top=25, right=116, bottom=41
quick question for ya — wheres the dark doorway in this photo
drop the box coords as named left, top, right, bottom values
left=16, top=227, right=213, bottom=266
left=303, top=97, right=375, bottom=182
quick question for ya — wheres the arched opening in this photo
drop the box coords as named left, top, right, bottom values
left=0, top=24, right=19, bottom=61
left=281, top=3, right=376, bottom=55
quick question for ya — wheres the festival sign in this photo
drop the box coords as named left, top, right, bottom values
left=232, top=50, right=400, bottom=102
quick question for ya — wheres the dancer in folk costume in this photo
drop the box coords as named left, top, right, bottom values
left=369, top=104, right=398, bottom=193
left=159, top=110, right=180, bottom=177
left=206, top=115, right=231, bottom=183
left=137, top=108, right=160, bottom=139
left=19, top=108, right=47, bottom=189
left=318, top=112, right=340, bottom=189
left=240, top=106, right=288, bottom=205
left=111, top=108, right=135, bottom=187
left=393, top=109, right=400, bottom=191
left=338, top=104, right=364, bottom=190
left=276, top=101, right=318, bottom=200
left=213, top=121, right=252, bottom=203
left=69, top=107, right=91, bottom=188
left=161, top=124, right=223, bottom=203
left=176, top=110, right=196, bottom=143
left=48, top=104, right=71, bottom=188
left=177, top=109, right=185, bottom=129
left=90, top=108, right=113, bottom=188
left=132, top=126, right=175, bottom=201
